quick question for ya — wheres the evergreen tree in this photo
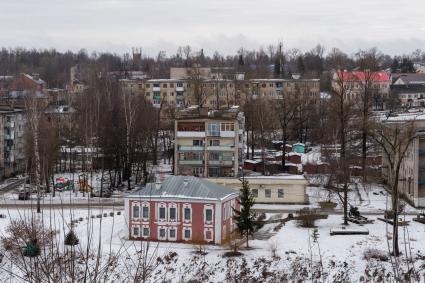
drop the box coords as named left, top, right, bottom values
left=233, top=179, right=256, bottom=248
left=390, top=58, right=400, bottom=73
left=65, top=230, right=80, bottom=246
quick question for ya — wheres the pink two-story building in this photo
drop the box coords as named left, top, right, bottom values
left=125, top=176, right=240, bottom=244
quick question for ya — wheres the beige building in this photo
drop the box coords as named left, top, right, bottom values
left=174, top=107, right=245, bottom=177
left=208, top=175, right=309, bottom=204
left=144, top=79, right=187, bottom=108
left=382, top=114, right=425, bottom=207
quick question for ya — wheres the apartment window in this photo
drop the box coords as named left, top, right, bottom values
left=265, top=189, right=271, bottom=198
left=163, top=92, right=167, bottom=97
left=133, top=206, right=140, bottom=218
left=184, top=229, right=191, bottom=239
left=145, top=92, right=150, bottom=96
left=209, top=139, right=220, bottom=146
left=278, top=189, right=284, bottom=198
left=184, top=208, right=191, bottom=221
left=142, top=206, right=149, bottom=218
left=262, top=83, right=266, bottom=88
left=159, top=228, right=166, bottom=238
left=221, top=123, right=234, bottom=131
left=205, top=209, right=213, bottom=222
left=145, top=83, right=150, bottom=88
left=208, top=123, right=220, bottom=136
left=193, top=167, right=204, bottom=176
left=169, top=229, right=176, bottom=239
left=159, top=207, right=166, bottom=219
left=177, top=82, right=183, bottom=87
left=170, top=92, right=174, bottom=96
left=193, top=140, right=204, bottom=146
left=209, top=152, right=220, bottom=161
left=143, top=227, right=150, bottom=237
left=169, top=207, right=176, bottom=220
left=170, top=83, right=174, bottom=87
left=163, top=83, right=167, bottom=88
left=133, top=227, right=139, bottom=237
left=252, top=189, right=258, bottom=198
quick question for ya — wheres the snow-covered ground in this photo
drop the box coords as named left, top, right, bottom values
left=1, top=206, right=425, bottom=282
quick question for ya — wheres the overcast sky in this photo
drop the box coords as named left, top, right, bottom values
left=1, top=0, right=424, bottom=56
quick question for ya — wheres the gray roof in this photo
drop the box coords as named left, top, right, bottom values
left=392, top=73, right=425, bottom=85
left=127, top=176, right=238, bottom=201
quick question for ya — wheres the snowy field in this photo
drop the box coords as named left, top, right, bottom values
left=1, top=206, right=425, bottom=282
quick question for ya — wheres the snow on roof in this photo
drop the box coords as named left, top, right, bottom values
left=244, top=159, right=260, bottom=164
left=244, top=174, right=306, bottom=180
left=127, top=176, right=238, bottom=201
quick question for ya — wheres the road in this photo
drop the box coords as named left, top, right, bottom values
left=0, top=177, right=26, bottom=195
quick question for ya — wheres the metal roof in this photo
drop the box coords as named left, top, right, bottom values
left=127, top=176, right=239, bottom=201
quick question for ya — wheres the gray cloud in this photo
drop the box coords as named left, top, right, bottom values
left=0, top=0, right=424, bottom=56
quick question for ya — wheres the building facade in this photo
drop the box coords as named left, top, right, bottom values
left=332, top=71, right=390, bottom=110
left=208, top=175, right=309, bottom=204
left=391, top=73, right=425, bottom=107
left=125, top=176, right=239, bottom=244
left=174, top=107, right=245, bottom=178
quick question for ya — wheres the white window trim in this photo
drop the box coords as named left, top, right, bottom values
left=158, top=226, right=167, bottom=240
left=183, top=203, right=192, bottom=223
left=182, top=227, right=192, bottom=241
left=142, top=225, right=150, bottom=238
left=168, top=228, right=177, bottom=241
left=168, top=203, right=178, bottom=222
left=132, top=203, right=140, bottom=219
left=142, top=202, right=150, bottom=220
left=132, top=226, right=140, bottom=237
left=204, top=205, right=214, bottom=225
left=204, top=228, right=214, bottom=241
left=158, top=203, right=167, bottom=221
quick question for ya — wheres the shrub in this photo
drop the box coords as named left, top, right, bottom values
left=363, top=248, right=389, bottom=262
left=64, top=230, right=79, bottom=246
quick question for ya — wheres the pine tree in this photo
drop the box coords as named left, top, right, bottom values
left=233, top=179, right=256, bottom=248
left=65, top=230, right=80, bottom=246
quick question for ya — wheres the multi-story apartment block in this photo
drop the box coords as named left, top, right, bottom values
left=0, top=107, right=26, bottom=178
left=382, top=114, right=425, bottom=207
left=332, top=71, right=390, bottom=110
left=174, top=107, right=245, bottom=178
left=144, top=79, right=187, bottom=108
left=249, top=78, right=320, bottom=102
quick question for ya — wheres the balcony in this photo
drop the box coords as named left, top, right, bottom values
left=177, top=131, right=206, bottom=138
left=207, top=145, right=234, bottom=151
left=208, top=160, right=233, bottom=166
left=5, top=121, right=14, bottom=128
left=179, top=160, right=203, bottom=165
left=178, top=145, right=204, bottom=151
left=153, top=87, right=161, bottom=92
left=221, top=131, right=235, bottom=138
left=420, top=150, right=425, bottom=156
left=176, top=87, right=184, bottom=92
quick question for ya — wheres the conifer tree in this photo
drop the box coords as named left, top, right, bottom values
left=233, top=179, right=256, bottom=248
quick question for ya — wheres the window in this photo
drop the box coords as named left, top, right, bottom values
left=177, top=82, right=183, bottom=87
left=170, top=83, right=174, bottom=87
left=184, top=229, right=191, bottom=239
left=159, top=228, right=166, bottom=238
left=205, top=209, right=213, bottom=222
left=142, top=206, right=149, bottom=218
left=209, top=139, right=220, bottom=146
left=169, top=229, right=176, bottom=239
left=143, top=227, right=150, bottom=237
left=278, top=189, right=284, bottom=198
left=133, top=227, right=139, bottom=236
left=184, top=208, right=191, bottom=220
left=169, top=207, right=176, bottom=220
left=193, top=167, right=204, bottom=176
left=133, top=206, right=140, bottom=218
left=208, top=167, right=220, bottom=177
left=170, top=92, right=174, bottom=96
left=193, top=140, right=204, bottom=146
left=265, top=189, right=271, bottom=198
left=209, top=152, right=220, bottom=161
left=159, top=207, right=166, bottom=219
left=145, top=92, right=150, bottom=96
left=163, top=83, right=167, bottom=88
left=208, top=123, right=220, bottom=136
left=205, top=230, right=212, bottom=240
left=252, top=189, right=258, bottom=198
left=221, top=123, right=234, bottom=131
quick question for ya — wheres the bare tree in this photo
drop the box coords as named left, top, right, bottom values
left=373, top=119, right=417, bottom=257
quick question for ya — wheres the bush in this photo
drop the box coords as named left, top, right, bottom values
left=363, top=248, right=389, bottom=262
left=64, top=230, right=79, bottom=246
